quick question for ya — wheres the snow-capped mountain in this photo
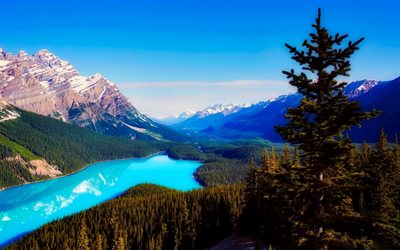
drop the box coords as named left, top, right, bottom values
left=174, top=103, right=250, bottom=131
left=151, top=110, right=195, bottom=125
left=194, top=103, right=249, bottom=118
left=173, top=77, right=400, bottom=142
left=0, top=49, right=185, bottom=141
left=344, top=79, right=380, bottom=98
left=178, top=110, right=196, bottom=119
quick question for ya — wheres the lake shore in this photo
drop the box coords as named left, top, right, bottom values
left=0, top=153, right=203, bottom=248
left=0, top=151, right=166, bottom=192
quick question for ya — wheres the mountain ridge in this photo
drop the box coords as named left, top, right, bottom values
left=0, top=49, right=185, bottom=141
left=174, top=77, right=400, bottom=142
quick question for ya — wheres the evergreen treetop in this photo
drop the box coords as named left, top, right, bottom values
left=275, top=8, right=381, bottom=248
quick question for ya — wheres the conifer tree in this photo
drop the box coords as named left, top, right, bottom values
left=110, top=210, right=125, bottom=250
left=63, top=240, right=71, bottom=250
left=369, top=130, right=396, bottom=216
left=275, top=8, right=380, bottom=248
left=392, top=134, right=400, bottom=208
left=26, top=238, right=40, bottom=250
left=77, top=218, right=90, bottom=250
left=240, top=159, right=258, bottom=233
left=281, top=144, right=293, bottom=172
left=95, top=234, right=104, bottom=250
left=293, top=145, right=300, bottom=168
left=268, top=147, right=279, bottom=172
left=352, top=142, right=372, bottom=213
left=180, top=200, right=195, bottom=249
left=260, top=148, right=270, bottom=171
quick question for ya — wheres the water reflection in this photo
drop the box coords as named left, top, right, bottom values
left=0, top=154, right=201, bottom=247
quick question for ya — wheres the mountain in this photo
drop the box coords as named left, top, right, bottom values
left=0, top=100, right=162, bottom=189
left=206, top=94, right=301, bottom=141
left=150, top=110, right=195, bottom=125
left=347, top=77, right=400, bottom=142
left=173, top=103, right=253, bottom=132
left=0, top=49, right=185, bottom=141
left=179, top=77, right=400, bottom=142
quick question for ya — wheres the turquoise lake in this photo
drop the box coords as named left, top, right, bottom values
left=0, top=154, right=202, bottom=247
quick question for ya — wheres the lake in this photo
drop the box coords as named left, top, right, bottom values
left=0, top=154, right=202, bottom=247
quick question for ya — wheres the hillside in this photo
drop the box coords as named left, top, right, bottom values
left=0, top=104, right=162, bottom=188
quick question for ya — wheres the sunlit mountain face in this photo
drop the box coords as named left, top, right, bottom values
left=0, top=49, right=185, bottom=141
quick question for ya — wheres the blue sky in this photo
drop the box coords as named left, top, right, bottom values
left=1, top=0, right=399, bottom=117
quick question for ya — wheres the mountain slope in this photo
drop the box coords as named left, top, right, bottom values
left=0, top=102, right=162, bottom=188
left=347, top=77, right=400, bottom=142
left=182, top=77, right=400, bottom=142
left=174, top=103, right=253, bottom=132
left=0, top=49, right=185, bottom=141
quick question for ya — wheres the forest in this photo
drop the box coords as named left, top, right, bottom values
left=0, top=107, right=265, bottom=188
left=0, top=109, right=164, bottom=188
left=241, top=136, right=400, bottom=249
left=5, top=184, right=244, bottom=250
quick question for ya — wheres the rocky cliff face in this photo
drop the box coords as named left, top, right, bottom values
left=0, top=49, right=183, bottom=141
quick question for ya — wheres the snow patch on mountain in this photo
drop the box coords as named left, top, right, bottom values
left=151, top=110, right=196, bottom=125
left=0, top=48, right=181, bottom=141
left=194, top=103, right=248, bottom=118
left=344, top=79, right=379, bottom=98
left=0, top=60, right=11, bottom=68
left=0, top=106, right=20, bottom=123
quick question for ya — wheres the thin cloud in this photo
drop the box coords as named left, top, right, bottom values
left=119, top=80, right=288, bottom=89
left=117, top=79, right=295, bottom=117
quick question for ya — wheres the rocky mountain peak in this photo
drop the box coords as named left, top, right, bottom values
left=16, top=50, right=29, bottom=60
left=195, top=103, right=247, bottom=118
left=0, top=48, right=181, bottom=141
left=344, top=79, right=380, bottom=98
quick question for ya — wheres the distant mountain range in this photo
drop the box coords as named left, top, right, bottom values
left=150, top=110, right=196, bottom=125
left=173, top=77, right=400, bottom=142
left=173, top=103, right=253, bottom=132
left=0, top=49, right=185, bottom=141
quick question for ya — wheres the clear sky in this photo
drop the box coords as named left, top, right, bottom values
left=1, top=0, right=399, bottom=117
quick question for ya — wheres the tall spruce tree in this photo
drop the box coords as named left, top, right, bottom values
left=369, top=130, right=395, bottom=216
left=275, top=9, right=380, bottom=249
left=77, top=218, right=90, bottom=250
left=240, top=159, right=258, bottom=234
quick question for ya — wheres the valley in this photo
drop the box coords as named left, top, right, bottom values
left=0, top=1, right=399, bottom=249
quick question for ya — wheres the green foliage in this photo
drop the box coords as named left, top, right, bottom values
left=163, top=139, right=270, bottom=186
left=0, top=134, right=39, bottom=161
left=0, top=109, right=163, bottom=188
left=0, top=160, right=23, bottom=187
left=195, top=156, right=247, bottom=186
left=166, top=144, right=207, bottom=161
left=240, top=9, right=400, bottom=249
left=77, top=218, right=90, bottom=250
left=6, top=184, right=244, bottom=250
left=0, top=109, right=161, bottom=173
left=241, top=137, right=400, bottom=249
left=195, top=142, right=268, bottom=186
left=0, top=108, right=269, bottom=189
left=273, top=8, right=382, bottom=248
